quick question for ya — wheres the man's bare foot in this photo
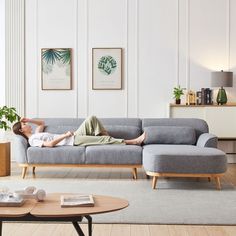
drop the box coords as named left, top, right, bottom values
left=135, top=132, right=146, bottom=145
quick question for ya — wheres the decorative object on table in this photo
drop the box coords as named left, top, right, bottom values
left=200, top=88, right=213, bottom=105
left=211, top=70, right=233, bottom=105
left=186, top=90, right=196, bottom=105
left=196, top=91, right=202, bottom=105
left=41, top=48, right=72, bottom=90
left=0, top=192, right=25, bottom=207
left=173, top=85, right=184, bottom=104
left=61, top=194, right=94, bottom=207
left=92, top=48, right=122, bottom=90
left=14, top=186, right=46, bottom=202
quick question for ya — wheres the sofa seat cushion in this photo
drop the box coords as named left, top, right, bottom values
left=144, top=126, right=196, bottom=145
left=85, top=145, right=142, bottom=165
left=143, top=144, right=227, bottom=174
left=27, top=146, right=85, bottom=164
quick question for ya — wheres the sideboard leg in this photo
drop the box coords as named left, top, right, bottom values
left=22, top=167, right=27, bottom=179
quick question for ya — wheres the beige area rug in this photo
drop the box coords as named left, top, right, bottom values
left=1, top=175, right=235, bottom=225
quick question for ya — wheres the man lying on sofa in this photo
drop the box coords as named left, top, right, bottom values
left=13, top=116, right=146, bottom=147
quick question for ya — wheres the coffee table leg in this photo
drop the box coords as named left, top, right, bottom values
left=85, top=215, right=92, bottom=236
left=72, top=221, right=85, bottom=236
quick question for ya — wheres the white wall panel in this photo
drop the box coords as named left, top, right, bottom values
left=0, top=0, right=5, bottom=106
left=37, top=0, right=77, bottom=118
left=228, top=0, right=236, bottom=102
left=189, top=0, right=228, bottom=91
left=88, top=0, right=127, bottom=117
left=138, top=0, right=177, bottom=118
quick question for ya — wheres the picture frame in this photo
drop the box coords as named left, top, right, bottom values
left=41, top=48, right=72, bottom=90
left=92, top=48, right=122, bottom=90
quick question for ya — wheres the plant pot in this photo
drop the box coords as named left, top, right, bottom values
left=175, top=99, right=181, bottom=104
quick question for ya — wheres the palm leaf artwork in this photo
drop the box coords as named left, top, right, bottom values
left=98, top=55, right=117, bottom=76
left=60, top=49, right=71, bottom=64
left=42, top=49, right=62, bottom=65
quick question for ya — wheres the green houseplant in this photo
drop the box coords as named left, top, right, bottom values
left=173, top=85, right=184, bottom=104
left=0, top=106, right=20, bottom=131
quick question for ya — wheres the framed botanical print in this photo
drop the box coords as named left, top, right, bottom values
left=41, top=48, right=72, bottom=90
left=92, top=48, right=122, bottom=90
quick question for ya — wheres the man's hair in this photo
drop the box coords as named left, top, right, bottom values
left=12, top=121, right=28, bottom=140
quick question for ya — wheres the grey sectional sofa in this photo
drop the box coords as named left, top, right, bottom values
left=14, top=118, right=227, bottom=189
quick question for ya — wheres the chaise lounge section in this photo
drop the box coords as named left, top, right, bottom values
left=14, top=117, right=227, bottom=190
left=142, top=118, right=227, bottom=189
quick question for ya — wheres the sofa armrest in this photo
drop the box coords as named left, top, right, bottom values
left=12, top=135, right=28, bottom=163
left=196, top=133, right=218, bottom=148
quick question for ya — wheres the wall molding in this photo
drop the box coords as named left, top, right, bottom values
left=186, top=0, right=190, bottom=90
left=5, top=0, right=25, bottom=116
left=226, top=0, right=230, bottom=70
left=135, top=0, right=139, bottom=117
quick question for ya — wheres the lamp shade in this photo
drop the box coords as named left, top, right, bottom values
left=211, top=71, right=233, bottom=87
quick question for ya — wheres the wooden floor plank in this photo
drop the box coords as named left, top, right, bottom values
left=93, top=224, right=112, bottom=236
left=110, top=224, right=131, bottom=236
left=130, top=225, right=150, bottom=236
left=149, top=224, right=169, bottom=236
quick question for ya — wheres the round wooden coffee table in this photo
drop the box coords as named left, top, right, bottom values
left=0, top=193, right=129, bottom=236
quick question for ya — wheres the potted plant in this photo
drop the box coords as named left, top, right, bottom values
left=0, top=106, right=20, bottom=140
left=173, top=85, right=184, bottom=104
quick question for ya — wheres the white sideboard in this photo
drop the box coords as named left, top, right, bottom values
left=169, top=104, right=236, bottom=138
left=169, top=103, right=236, bottom=162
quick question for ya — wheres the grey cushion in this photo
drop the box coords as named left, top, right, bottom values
left=85, top=145, right=142, bottom=165
left=104, top=125, right=141, bottom=140
left=27, top=146, right=85, bottom=164
left=143, top=144, right=227, bottom=174
left=144, top=126, right=196, bottom=145
left=142, top=118, right=208, bottom=139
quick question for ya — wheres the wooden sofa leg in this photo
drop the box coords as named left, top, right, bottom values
left=215, top=177, right=221, bottom=190
left=32, top=166, right=36, bottom=176
left=22, top=167, right=27, bottom=179
left=132, top=168, right=137, bottom=180
left=152, top=176, right=158, bottom=189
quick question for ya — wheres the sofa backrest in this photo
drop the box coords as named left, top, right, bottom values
left=142, top=118, right=209, bottom=142
left=41, top=118, right=142, bottom=140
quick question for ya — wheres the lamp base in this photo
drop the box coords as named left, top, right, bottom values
left=217, top=87, right=227, bottom=105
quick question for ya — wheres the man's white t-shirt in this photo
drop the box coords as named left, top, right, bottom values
left=28, top=132, right=74, bottom=147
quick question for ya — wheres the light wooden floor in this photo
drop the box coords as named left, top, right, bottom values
left=2, top=162, right=236, bottom=236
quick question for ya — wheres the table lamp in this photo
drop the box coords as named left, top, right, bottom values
left=211, top=70, right=233, bottom=105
